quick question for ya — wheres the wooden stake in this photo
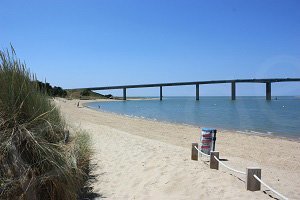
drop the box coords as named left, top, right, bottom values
left=246, top=167, right=261, bottom=191
left=210, top=151, right=219, bottom=170
left=191, top=143, right=198, bottom=161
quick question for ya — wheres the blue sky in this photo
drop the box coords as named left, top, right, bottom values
left=1, top=0, right=299, bottom=96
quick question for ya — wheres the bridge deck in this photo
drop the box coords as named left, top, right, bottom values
left=73, top=78, right=300, bottom=91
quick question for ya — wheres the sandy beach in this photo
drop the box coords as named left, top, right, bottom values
left=55, top=98, right=300, bottom=199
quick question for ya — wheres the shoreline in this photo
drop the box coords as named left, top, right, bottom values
left=83, top=99, right=300, bottom=142
left=56, top=98, right=300, bottom=199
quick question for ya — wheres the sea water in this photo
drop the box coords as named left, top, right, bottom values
left=86, top=96, right=300, bottom=139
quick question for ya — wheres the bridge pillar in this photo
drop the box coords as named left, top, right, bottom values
left=231, top=81, right=236, bottom=100
left=160, top=86, right=163, bottom=101
left=266, top=82, right=271, bottom=100
left=196, top=84, right=199, bottom=100
left=123, top=88, right=126, bottom=100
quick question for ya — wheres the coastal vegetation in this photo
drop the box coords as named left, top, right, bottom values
left=36, top=81, right=67, bottom=98
left=0, top=47, right=92, bottom=199
left=35, top=82, right=113, bottom=100
left=66, top=89, right=113, bottom=100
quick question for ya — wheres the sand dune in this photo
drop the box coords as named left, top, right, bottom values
left=55, top=99, right=300, bottom=199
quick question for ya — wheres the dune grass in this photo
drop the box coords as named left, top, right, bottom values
left=0, top=47, right=92, bottom=199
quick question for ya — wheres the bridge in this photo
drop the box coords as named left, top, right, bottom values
left=72, top=78, right=300, bottom=101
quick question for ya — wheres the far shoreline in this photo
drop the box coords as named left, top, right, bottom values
left=79, top=98, right=300, bottom=142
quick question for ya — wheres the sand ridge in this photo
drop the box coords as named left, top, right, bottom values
left=55, top=98, right=300, bottom=199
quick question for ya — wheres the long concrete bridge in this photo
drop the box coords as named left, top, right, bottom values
left=74, top=78, right=300, bottom=101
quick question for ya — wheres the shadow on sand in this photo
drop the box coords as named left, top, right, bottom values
left=78, top=164, right=106, bottom=200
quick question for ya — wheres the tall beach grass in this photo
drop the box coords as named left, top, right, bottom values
left=0, top=47, right=92, bottom=199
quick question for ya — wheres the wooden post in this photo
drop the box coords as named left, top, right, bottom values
left=210, top=151, right=219, bottom=170
left=231, top=81, right=236, bottom=100
left=123, top=88, right=127, bottom=100
left=191, top=143, right=198, bottom=161
left=246, top=167, right=261, bottom=191
left=196, top=84, right=199, bottom=100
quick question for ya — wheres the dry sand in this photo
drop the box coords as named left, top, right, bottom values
left=55, top=98, right=300, bottom=200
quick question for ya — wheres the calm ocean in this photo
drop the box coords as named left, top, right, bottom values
left=86, top=96, right=300, bottom=139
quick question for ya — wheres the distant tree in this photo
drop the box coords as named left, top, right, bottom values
left=52, top=86, right=67, bottom=97
left=36, top=81, right=52, bottom=95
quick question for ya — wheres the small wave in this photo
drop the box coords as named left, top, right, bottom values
left=250, top=130, right=264, bottom=134
left=236, top=131, right=246, bottom=134
left=236, top=130, right=273, bottom=136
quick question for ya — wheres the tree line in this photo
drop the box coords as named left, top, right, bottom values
left=36, top=81, right=67, bottom=97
